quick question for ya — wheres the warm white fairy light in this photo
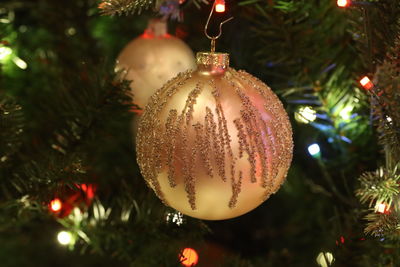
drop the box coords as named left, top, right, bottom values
left=375, top=202, right=388, bottom=214
left=316, top=252, right=334, bottom=267
left=339, top=106, right=353, bottom=120
left=308, top=143, right=321, bottom=157
left=0, top=18, right=10, bottom=23
left=0, top=47, right=12, bottom=60
left=12, top=57, right=27, bottom=69
left=337, top=0, right=350, bottom=7
left=66, top=27, right=76, bottom=36
left=57, top=231, right=72, bottom=245
left=295, top=106, right=317, bottom=124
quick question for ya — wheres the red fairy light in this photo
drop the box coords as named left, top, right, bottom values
left=79, top=184, right=96, bottom=200
left=179, top=248, right=199, bottom=267
left=360, top=76, right=374, bottom=90
left=48, top=183, right=97, bottom=218
left=215, top=0, right=225, bottom=13
left=50, top=198, right=63, bottom=212
left=337, top=0, right=351, bottom=7
left=74, top=183, right=96, bottom=202
left=336, top=236, right=345, bottom=246
left=376, top=202, right=389, bottom=214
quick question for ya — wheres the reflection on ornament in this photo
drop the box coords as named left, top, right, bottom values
left=166, top=211, right=184, bottom=226
left=116, top=19, right=196, bottom=109
left=180, top=248, right=199, bottom=267
left=137, top=52, right=293, bottom=220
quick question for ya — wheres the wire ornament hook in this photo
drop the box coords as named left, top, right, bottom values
left=204, top=1, right=233, bottom=53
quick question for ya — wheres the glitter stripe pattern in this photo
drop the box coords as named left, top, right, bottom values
left=136, top=52, right=293, bottom=220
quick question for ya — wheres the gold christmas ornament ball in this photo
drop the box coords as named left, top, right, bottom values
left=136, top=52, right=293, bottom=220
left=116, top=19, right=196, bottom=109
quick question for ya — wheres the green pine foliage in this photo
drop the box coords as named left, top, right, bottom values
left=364, top=211, right=400, bottom=238
left=357, top=167, right=400, bottom=207
left=1, top=0, right=400, bottom=266
left=98, top=0, right=208, bottom=16
left=99, top=0, right=156, bottom=16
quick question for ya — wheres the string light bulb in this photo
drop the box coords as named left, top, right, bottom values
left=360, top=76, right=374, bottom=90
left=375, top=202, right=389, bottom=214
left=12, top=57, right=27, bottom=69
left=337, top=0, right=373, bottom=8
left=337, top=0, right=350, bottom=7
left=308, top=143, right=321, bottom=157
left=50, top=198, right=62, bottom=212
left=179, top=248, right=199, bottom=267
left=0, top=46, right=12, bottom=60
left=295, top=106, right=317, bottom=124
left=339, top=106, right=354, bottom=120
left=215, top=0, right=225, bottom=13
left=57, top=231, right=73, bottom=246
left=316, top=252, right=335, bottom=267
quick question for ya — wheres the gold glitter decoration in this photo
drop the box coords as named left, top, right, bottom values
left=136, top=52, right=293, bottom=220
left=99, top=0, right=154, bottom=16
left=196, top=52, right=229, bottom=70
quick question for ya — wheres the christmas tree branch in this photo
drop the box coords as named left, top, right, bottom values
left=356, top=166, right=400, bottom=208
left=364, top=211, right=400, bottom=239
left=98, top=0, right=156, bottom=16
left=0, top=95, right=24, bottom=166
left=98, top=0, right=208, bottom=16
left=355, top=8, right=400, bottom=240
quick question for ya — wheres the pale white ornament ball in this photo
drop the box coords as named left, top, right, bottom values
left=116, top=19, right=196, bottom=109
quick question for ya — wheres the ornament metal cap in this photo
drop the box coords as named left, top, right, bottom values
left=196, top=52, right=229, bottom=74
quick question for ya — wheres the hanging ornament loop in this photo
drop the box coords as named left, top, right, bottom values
left=204, top=1, right=233, bottom=52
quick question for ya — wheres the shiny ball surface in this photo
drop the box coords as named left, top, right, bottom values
left=116, top=32, right=196, bottom=109
left=136, top=52, right=293, bottom=220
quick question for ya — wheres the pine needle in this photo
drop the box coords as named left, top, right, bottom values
left=364, top=212, right=400, bottom=239
left=356, top=166, right=400, bottom=208
left=98, top=0, right=155, bottom=16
